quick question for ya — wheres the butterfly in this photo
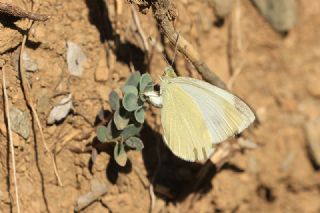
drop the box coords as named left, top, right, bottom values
left=144, top=67, right=255, bottom=162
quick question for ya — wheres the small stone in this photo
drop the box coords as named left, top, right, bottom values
left=22, top=52, right=38, bottom=72
left=94, top=56, right=109, bottom=82
left=9, top=106, right=30, bottom=139
left=212, top=0, right=235, bottom=18
left=67, top=41, right=86, bottom=77
left=252, top=0, right=297, bottom=32
left=47, top=94, right=73, bottom=125
left=304, top=118, right=320, bottom=167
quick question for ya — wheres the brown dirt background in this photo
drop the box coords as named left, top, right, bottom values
left=1, top=0, right=320, bottom=212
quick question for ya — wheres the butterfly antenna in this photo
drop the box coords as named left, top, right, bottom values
left=161, top=54, right=170, bottom=66
left=171, top=32, right=180, bottom=67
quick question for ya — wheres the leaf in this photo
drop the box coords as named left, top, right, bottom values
left=109, top=91, right=120, bottom=111
left=96, top=125, right=108, bottom=143
left=139, top=73, right=153, bottom=93
left=123, top=93, right=139, bottom=112
left=114, top=143, right=127, bottom=167
left=134, top=106, right=145, bottom=124
left=113, top=108, right=129, bottom=130
left=122, top=85, right=138, bottom=96
left=125, top=137, right=144, bottom=151
left=120, top=124, right=142, bottom=140
left=125, top=72, right=141, bottom=87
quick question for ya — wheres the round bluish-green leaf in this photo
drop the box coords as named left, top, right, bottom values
left=134, top=106, right=144, bottom=124
left=122, top=85, right=138, bottom=96
left=139, top=73, right=153, bottom=92
left=97, top=125, right=109, bottom=143
left=125, top=137, right=144, bottom=151
left=114, top=108, right=129, bottom=130
left=120, top=124, right=142, bottom=139
left=109, top=91, right=120, bottom=111
left=123, top=93, right=139, bottom=112
left=125, top=72, right=141, bottom=87
left=114, top=143, right=127, bottom=167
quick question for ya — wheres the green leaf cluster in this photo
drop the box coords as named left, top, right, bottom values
left=96, top=72, right=153, bottom=166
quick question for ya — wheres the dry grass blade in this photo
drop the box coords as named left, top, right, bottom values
left=19, top=20, right=62, bottom=186
left=227, top=0, right=245, bottom=90
left=131, top=6, right=149, bottom=52
left=2, top=65, right=21, bottom=213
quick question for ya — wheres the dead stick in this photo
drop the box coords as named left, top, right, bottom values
left=2, top=65, right=21, bottom=213
left=19, top=20, right=62, bottom=186
left=0, top=2, right=49, bottom=21
left=149, top=0, right=226, bottom=88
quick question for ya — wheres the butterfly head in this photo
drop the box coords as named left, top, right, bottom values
left=163, top=66, right=177, bottom=79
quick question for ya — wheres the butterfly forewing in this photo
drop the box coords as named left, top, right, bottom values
left=171, top=77, right=255, bottom=143
left=161, top=83, right=215, bottom=161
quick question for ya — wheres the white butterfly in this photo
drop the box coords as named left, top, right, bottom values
left=145, top=67, right=255, bottom=162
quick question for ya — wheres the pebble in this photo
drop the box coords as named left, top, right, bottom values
left=22, top=52, right=38, bottom=72
left=252, top=0, right=297, bottom=32
left=212, top=0, right=235, bottom=18
left=304, top=118, right=320, bottom=167
left=67, top=41, right=86, bottom=77
left=9, top=106, right=30, bottom=139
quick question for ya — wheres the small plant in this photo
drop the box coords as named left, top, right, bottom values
left=96, top=71, right=154, bottom=166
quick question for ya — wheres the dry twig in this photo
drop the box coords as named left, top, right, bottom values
left=150, top=0, right=226, bottom=88
left=19, top=20, right=62, bottom=186
left=2, top=65, right=21, bottom=213
left=0, top=2, right=49, bottom=21
left=131, top=6, right=150, bottom=52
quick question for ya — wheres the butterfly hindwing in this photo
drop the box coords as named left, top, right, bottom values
left=161, top=83, right=215, bottom=161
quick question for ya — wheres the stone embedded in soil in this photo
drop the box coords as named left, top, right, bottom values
left=212, top=0, right=235, bottom=18
left=67, top=41, right=86, bottom=77
left=22, top=52, right=38, bottom=72
left=9, top=106, right=30, bottom=139
left=252, top=0, right=297, bottom=32
left=304, top=118, right=320, bottom=167
left=95, top=56, right=109, bottom=82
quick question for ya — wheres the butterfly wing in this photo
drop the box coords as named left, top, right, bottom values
left=171, top=77, right=255, bottom=143
left=161, top=83, right=215, bottom=161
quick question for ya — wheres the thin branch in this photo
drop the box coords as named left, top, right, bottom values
left=2, top=65, right=21, bottom=213
left=131, top=6, right=150, bottom=52
left=0, top=2, right=49, bottom=21
left=19, top=20, right=62, bottom=186
left=149, top=0, right=226, bottom=88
